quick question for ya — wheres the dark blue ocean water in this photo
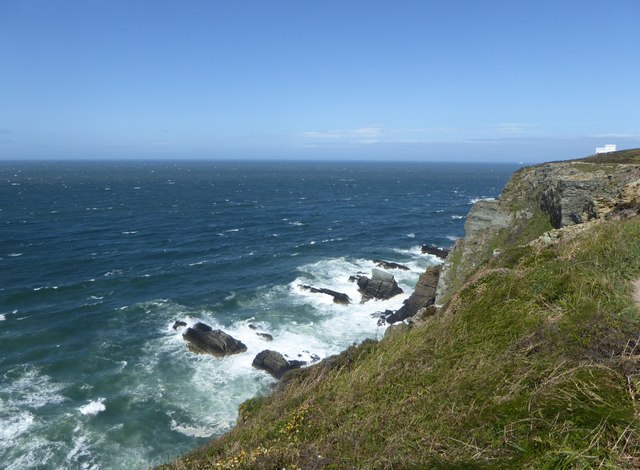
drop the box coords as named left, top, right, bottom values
left=0, top=161, right=518, bottom=469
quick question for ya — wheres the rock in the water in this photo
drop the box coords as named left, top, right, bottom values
left=421, top=245, right=450, bottom=259
left=252, top=349, right=306, bottom=379
left=257, top=332, right=273, bottom=341
left=248, top=323, right=258, bottom=330
left=299, top=285, right=351, bottom=304
left=172, top=320, right=187, bottom=330
left=386, top=265, right=441, bottom=324
left=372, top=259, right=410, bottom=271
left=357, top=268, right=403, bottom=302
left=183, top=322, right=247, bottom=356
left=371, top=309, right=394, bottom=326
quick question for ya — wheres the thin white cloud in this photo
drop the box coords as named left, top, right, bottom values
left=491, top=123, right=538, bottom=133
left=588, top=132, right=640, bottom=139
left=301, top=125, right=386, bottom=140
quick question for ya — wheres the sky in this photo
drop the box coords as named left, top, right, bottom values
left=1, top=1, right=639, bottom=162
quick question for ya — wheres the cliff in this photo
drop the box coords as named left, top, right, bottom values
left=437, top=149, right=640, bottom=307
left=162, top=149, right=640, bottom=469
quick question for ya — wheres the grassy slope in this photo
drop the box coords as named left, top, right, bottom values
left=580, top=148, right=640, bottom=165
left=162, top=215, right=640, bottom=469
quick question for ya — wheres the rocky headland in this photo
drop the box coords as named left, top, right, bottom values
left=161, top=149, right=640, bottom=469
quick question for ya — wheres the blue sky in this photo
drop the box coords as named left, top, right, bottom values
left=1, top=1, right=639, bottom=162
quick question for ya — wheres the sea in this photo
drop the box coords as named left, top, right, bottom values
left=0, top=160, right=519, bottom=469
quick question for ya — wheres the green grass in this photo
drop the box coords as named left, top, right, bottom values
left=568, top=162, right=618, bottom=175
left=160, top=215, right=640, bottom=469
left=580, top=148, right=640, bottom=164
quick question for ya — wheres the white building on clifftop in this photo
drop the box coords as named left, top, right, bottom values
left=596, top=144, right=616, bottom=154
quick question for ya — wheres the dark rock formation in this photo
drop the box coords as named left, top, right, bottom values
left=248, top=324, right=258, bottom=330
left=183, top=322, right=247, bottom=356
left=357, top=269, right=403, bottom=302
left=257, top=332, right=273, bottom=341
left=252, top=349, right=306, bottom=379
left=421, top=245, right=450, bottom=259
left=386, top=265, right=441, bottom=324
left=299, top=285, right=351, bottom=304
left=172, top=320, right=187, bottom=330
left=372, top=259, right=410, bottom=271
left=371, top=309, right=394, bottom=326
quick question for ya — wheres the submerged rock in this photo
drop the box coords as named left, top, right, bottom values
left=386, top=265, right=441, bottom=324
left=372, top=259, right=410, bottom=271
left=299, top=285, right=351, bottom=304
left=182, top=322, right=247, bottom=356
left=252, top=349, right=306, bottom=379
left=256, top=332, right=274, bottom=341
left=357, top=269, right=403, bottom=302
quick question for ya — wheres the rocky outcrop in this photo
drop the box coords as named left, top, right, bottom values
left=373, top=259, right=410, bottom=271
left=435, top=199, right=512, bottom=305
left=515, top=161, right=640, bottom=228
left=386, top=265, right=440, bottom=324
left=183, top=322, right=247, bottom=356
left=173, top=320, right=187, bottom=330
left=252, top=350, right=306, bottom=379
left=299, top=285, right=351, bottom=304
left=435, top=156, right=640, bottom=307
left=356, top=269, right=403, bottom=302
left=421, top=245, right=449, bottom=259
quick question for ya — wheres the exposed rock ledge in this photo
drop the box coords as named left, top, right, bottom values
left=252, top=350, right=306, bottom=379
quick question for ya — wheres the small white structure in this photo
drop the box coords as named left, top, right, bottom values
left=595, top=144, right=616, bottom=154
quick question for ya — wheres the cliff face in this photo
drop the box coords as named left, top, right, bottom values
left=436, top=151, right=640, bottom=306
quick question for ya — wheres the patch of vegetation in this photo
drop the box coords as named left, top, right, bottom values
left=160, top=216, right=640, bottom=469
left=580, top=148, right=640, bottom=165
left=569, top=162, right=618, bottom=174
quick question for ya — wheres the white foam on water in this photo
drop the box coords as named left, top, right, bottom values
left=65, top=432, right=100, bottom=469
left=451, top=215, right=464, bottom=219
left=469, top=197, right=496, bottom=204
left=392, top=245, right=425, bottom=257
left=406, top=233, right=415, bottom=238
left=169, top=419, right=218, bottom=438
left=8, top=253, right=23, bottom=257
left=0, top=366, right=68, bottom=465
left=2, top=365, right=67, bottom=409
left=447, top=235, right=459, bottom=241
left=0, top=314, right=5, bottom=321
left=79, top=399, right=106, bottom=416
left=0, top=411, right=34, bottom=443
left=103, top=269, right=122, bottom=277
